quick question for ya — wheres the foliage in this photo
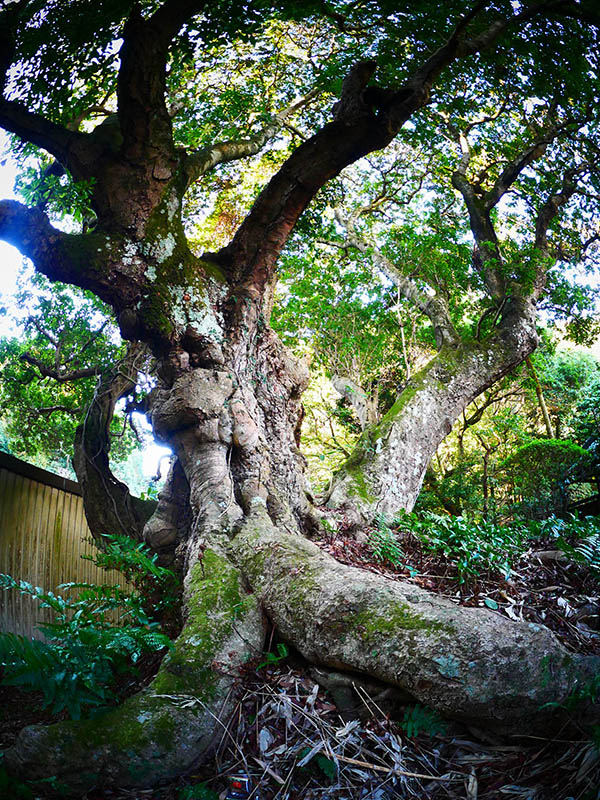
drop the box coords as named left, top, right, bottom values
left=500, top=439, right=593, bottom=519
left=83, top=533, right=179, bottom=615
left=368, top=515, right=405, bottom=569
left=177, top=784, right=219, bottom=800
left=527, top=514, right=600, bottom=541
left=570, top=532, right=600, bottom=573
left=15, top=164, right=96, bottom=225
left=257, top=642, right=289, bottom=670
left=416, top=456, right=482, bottom=518
left=0, top=422, right=10, bottom=454
left=571, top=374, right=600, bottom=446
left=0, top=271, right=131, bottom=470
left=395, top=512, right=529, bottom=583
left=295, top=371, right=360, bottom=490
left=523, top=515, right=600, bottom=579
left=532, top=347, right=600, bottom=437
left=0, top=535, right=178, bottom=719
left=400, top=704, right=446, bottom=739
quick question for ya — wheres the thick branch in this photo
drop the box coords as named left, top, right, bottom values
left=116, top=7, right=177, bottom=162
left=215, top=3, right=559, bottom=298
left=0, top=200, right=141, bottom=311
left=183, top=90, right=319, bottom=186
left=19, top=353, right=101, bottom=383
left=0, top=200, right=81, bottom=277
left=148, top=0, right=209, bottom=46
left=0, top=101, right=85, bottom=165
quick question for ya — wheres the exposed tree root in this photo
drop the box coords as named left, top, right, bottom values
left=234, top=509, right=600, bottom=733
left=4, top=514, right=599, bottom=794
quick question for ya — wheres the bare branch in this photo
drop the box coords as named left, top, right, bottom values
left=19, top=353, right=101, bottom=383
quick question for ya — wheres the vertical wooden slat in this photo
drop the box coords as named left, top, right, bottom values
left=1, top=470, right=19, bottom=634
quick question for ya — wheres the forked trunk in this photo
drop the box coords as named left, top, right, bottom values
left=6, top=292, right=600, bottom=794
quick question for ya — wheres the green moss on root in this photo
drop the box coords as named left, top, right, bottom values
left=152, top=549, right=254, bottom=700
left=352, top=603, right=455, bottom=639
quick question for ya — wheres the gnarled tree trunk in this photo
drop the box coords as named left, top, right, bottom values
left=5, top=287, right=600, bottom=794
left=326, top=298, right=539, bottom=519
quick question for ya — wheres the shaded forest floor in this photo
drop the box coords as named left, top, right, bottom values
left=2, top=657, right=599, bottom=800
left=1, top=527, right=599, bottom=800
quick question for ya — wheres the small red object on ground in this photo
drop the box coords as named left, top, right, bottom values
left=226, top=773, right=256, bottom=799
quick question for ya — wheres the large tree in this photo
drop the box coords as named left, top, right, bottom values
left=1, top=0, right=600, bottom=791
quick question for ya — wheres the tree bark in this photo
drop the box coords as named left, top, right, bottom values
left=2, top=3, right=598, bottom=792
left=72, top=344, right=157, bottom=546
left=326, top=298, right=539, bottom=519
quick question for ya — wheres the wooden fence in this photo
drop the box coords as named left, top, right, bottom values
left=0, top=450, right=129, bottom=638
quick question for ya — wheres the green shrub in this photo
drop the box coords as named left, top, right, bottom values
left=499, top=439, right=592, bottom=518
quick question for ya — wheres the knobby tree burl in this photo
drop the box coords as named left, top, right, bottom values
left=1, top=0, right=599, bottom=791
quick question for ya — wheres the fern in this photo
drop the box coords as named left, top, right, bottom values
left=83, top=533, right=179, bottom=612
left=574, top=533, right=600, bottom=572
left=0, top=552, right=174, bottom=718
left=400, top=704, right=446, bottom=738
left=369, top=514, right=405, bottom=567
left=557, top=531, right=600, bottom=574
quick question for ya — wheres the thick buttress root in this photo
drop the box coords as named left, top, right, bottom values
left=234, top=509, right=600, bottom=733
left=4, top=549, right=266, bottom=795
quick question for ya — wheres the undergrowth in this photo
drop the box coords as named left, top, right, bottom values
left=0, top=535, right=179, bottom=719
left=368, top=511, right=600, bottom=585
